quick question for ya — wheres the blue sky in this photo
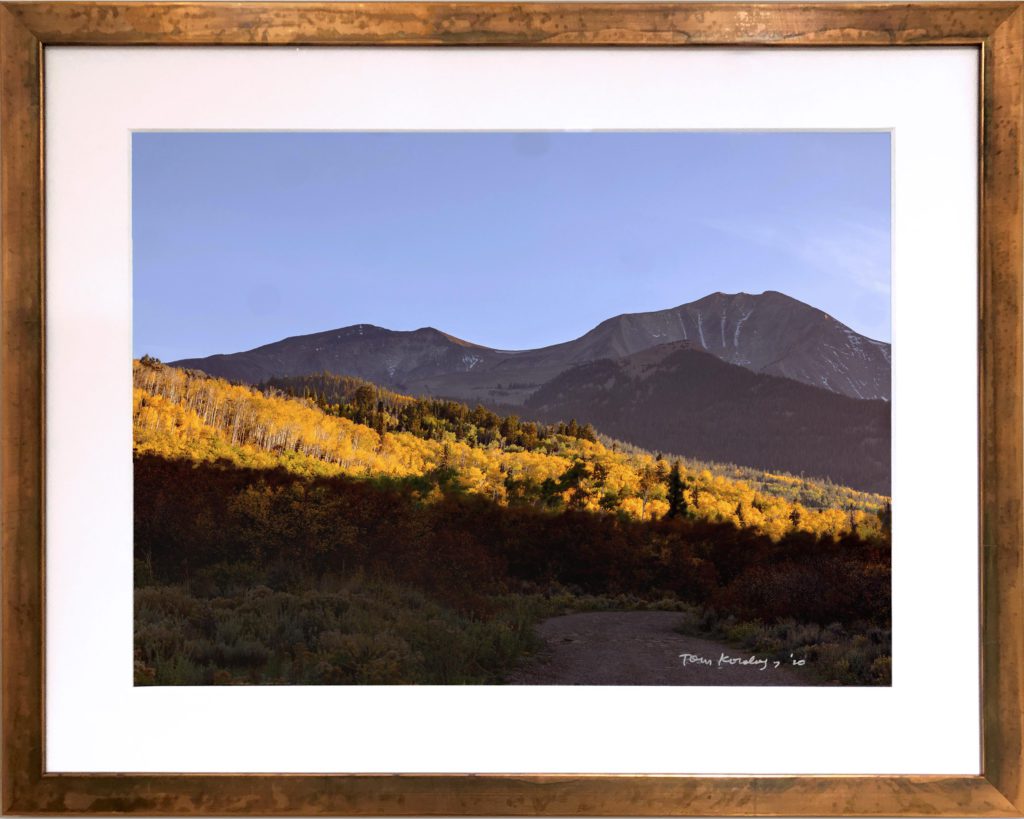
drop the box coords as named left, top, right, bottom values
left=133, top=131, right=891, bottom=360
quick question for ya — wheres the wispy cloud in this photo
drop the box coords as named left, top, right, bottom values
left=703, top=216, right=891, bottom=296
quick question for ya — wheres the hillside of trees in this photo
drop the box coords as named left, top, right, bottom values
left=264, top=370, right=888, bottom=511
left=135, top=359, right=889, bottom=541
left=262, top=371, right=599, bottom=450
left=134, top=358, right=891, bottom=686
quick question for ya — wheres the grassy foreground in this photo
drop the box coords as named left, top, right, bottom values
left=136, top=577, right=890, bottom=686
left=135, top=577, right=546, bottom=685
left=672, top=607, right=891, bottom=685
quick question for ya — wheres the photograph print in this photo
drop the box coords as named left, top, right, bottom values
left=132, top=131, right=892, bottom=687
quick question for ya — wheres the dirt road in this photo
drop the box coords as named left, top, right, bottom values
left=506, top=610, right=809, bottom=686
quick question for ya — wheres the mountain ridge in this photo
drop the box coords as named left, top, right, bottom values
left=172, top=290, right=890, bottom=403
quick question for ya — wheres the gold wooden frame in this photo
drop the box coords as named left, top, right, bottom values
left=1, top=2, right=1021, bottom=814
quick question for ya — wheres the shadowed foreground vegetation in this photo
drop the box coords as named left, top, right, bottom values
left=135, top=579, right=545, bottom=685
left=135, top=455, right=891, bottom=685
left=673, top=608, right=891, bottom=685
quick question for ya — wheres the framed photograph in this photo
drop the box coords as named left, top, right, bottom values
left=2, top=1, right=1021, bottom=815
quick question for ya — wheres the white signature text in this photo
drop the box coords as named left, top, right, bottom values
left=678, top=652, right=807, bottom=671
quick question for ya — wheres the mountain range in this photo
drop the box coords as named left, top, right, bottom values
left=171, top=290, right=891, bottom=492
left=174, top=291, right=890, bottom=403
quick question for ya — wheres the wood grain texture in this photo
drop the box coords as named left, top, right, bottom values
left=0, top=3, right=45, bottom=816
left=1, top=773, right=1022, bottom=816
left=980, top=4, right=1024, bottom=811
left=2, top=1, right=1021, bottom=45
left=1, top=2, right=1022, bottom=815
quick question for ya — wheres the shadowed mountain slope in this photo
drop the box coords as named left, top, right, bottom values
left=523, top=341, right=891, bottom=494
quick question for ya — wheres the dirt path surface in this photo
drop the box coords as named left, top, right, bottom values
left=507, top=611, right=810, bottom=686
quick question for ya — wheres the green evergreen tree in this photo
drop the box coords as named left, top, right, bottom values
left=666, top=460, right=686, bottom=518
left=879, top=501, right=892, bottom=533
